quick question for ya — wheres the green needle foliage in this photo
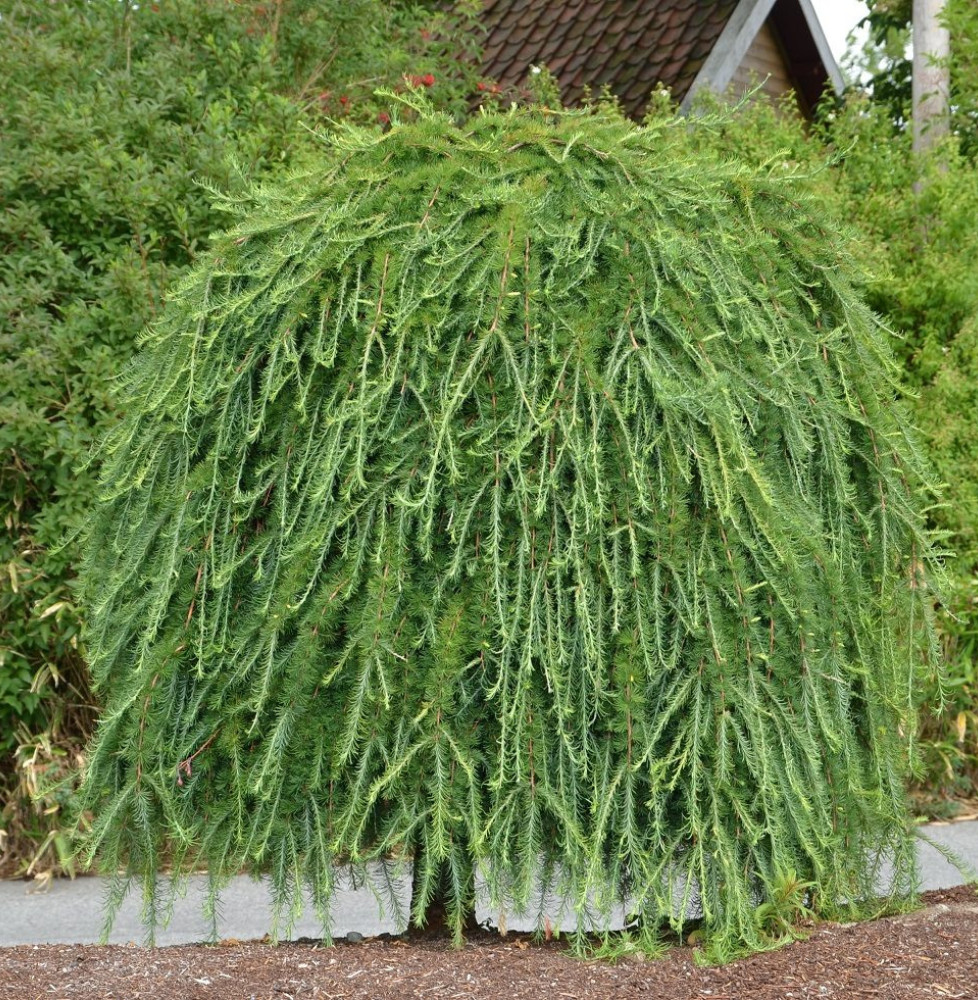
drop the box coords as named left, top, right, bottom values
left=79, top=100, right=940, bottom=957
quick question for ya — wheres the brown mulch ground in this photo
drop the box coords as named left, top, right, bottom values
left=1, top=886, right=976, bottom=1000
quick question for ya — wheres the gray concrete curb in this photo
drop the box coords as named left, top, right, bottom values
left=1, top=822, right=975, bottom=947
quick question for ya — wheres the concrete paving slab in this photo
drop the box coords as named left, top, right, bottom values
left=0, top=865, right=411, bottom=948
left=1, top=822, right=975, bottom=947
left=915, top=820, right=978, bottom=889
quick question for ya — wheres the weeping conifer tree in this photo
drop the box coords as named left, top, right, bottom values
left=79, top=98, right=940, bottom=957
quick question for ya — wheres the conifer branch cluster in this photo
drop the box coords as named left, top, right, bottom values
left=79, top=103, right=939, bottom=956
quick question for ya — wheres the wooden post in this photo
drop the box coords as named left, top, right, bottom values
left=913, top=0, right=951, bottom=154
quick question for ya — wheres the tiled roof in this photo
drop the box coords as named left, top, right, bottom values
left=481, top=0, right=741, bottom=119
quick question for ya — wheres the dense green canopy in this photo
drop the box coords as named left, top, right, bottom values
left=80, top=101, right=939, bottom=957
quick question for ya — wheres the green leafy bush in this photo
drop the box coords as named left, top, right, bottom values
left=79, top=102, right=938, bottom=958
left=0, top=0, right=480, bottom=874
left=826, top=105, right=978, bottom=808
left=913, top=317, right=978, bottom=806
left=826, top=106, right=978, bottom=388
left=914, top=591, right=978, bottom=811
left=0, top=0, right=479, bottom=734
left=683, top=90, right=978, bottom=811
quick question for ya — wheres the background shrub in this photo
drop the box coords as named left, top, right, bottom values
left=829, top=105, right=978, bottom=810
left=0, top=0, right=480, bottom=875
left=678, top=87, right=978, bottom=812
left=913, top=316, right=978, bottom=806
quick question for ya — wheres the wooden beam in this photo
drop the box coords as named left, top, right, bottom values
left=681, top=0, right=844, bottom=114
left=681, top=0, right=778, bottom=111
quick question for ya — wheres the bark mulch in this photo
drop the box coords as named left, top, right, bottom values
left=1, top=886, right=976, bottom=1000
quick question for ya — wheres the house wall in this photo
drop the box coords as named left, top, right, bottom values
left=728, top=19, right=799, bottom=105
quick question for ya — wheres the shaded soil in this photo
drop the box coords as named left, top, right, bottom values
left=910, top=794, right=978, bottom=825
left=1, top=886, right=976, bottom=1000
